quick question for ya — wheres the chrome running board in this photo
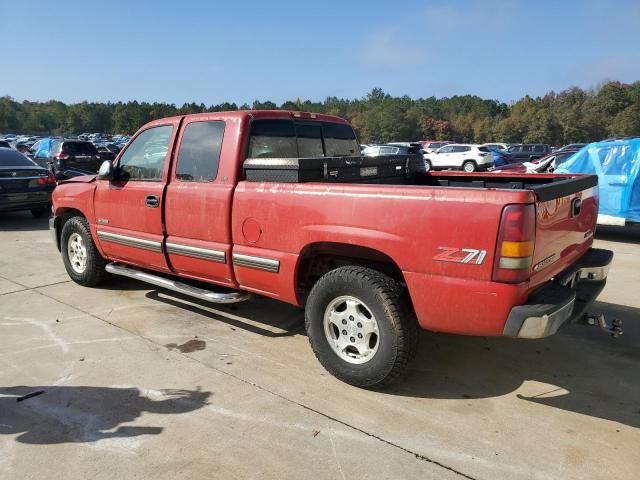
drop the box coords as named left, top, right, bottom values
left=105, top=263, right=250, bottom=304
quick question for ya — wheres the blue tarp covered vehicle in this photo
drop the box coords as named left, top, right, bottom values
left=555, top=138, right=640, bottom=225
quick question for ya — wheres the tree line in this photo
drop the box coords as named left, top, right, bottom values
left=1, top=80, right=639, bottom=145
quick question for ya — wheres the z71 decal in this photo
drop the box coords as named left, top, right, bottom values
left=433, top=247, right=487, bottom=265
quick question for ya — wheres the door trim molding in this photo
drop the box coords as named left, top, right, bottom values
left=97, top=230, right=163, bottom=253
left=232, top=253, right=280, bottom=273
left=166, top=242, right=226, bottom=263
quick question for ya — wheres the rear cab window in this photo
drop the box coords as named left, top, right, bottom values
left=247, top=119, right=358, bottom=159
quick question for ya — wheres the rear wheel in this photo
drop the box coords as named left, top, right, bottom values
left=463, top=160, right=477, bottom=172
left=305, top=266, right=418, bottom=389
left=61, top=216, right=108, bottom=287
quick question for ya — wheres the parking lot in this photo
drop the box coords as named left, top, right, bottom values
left=0, top=212, right=638, bottom=480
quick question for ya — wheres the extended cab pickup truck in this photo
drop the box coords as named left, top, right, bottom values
left=50, top=110, right=614, bottom=388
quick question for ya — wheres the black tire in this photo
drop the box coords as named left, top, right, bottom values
left=60, top=216, right=108, bottom=287
left=462, top=160, right=477, bottom=172
left=30, top=208, right=46, bottom=218
left=424, top=160, right=432, bottom=172
left=305, top=266, right=418, bottom=389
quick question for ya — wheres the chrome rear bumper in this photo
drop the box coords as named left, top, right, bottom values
left=503, top=248, right=613, bottom=339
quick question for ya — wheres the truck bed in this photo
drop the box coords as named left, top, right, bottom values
left=244, top=154, right=597, bottom=201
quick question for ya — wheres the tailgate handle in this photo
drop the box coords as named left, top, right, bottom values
left=145, top=195, right=160, bottom=208
left=571, top=198, right=582, bottom=217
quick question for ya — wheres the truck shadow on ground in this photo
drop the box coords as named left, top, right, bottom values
left=391, top=300, right=640, bottom=428
left=0, top=212, right=49, bottom=232
left=135, top=279, right=640, bottom=428
left=144, top=289, right=305, bottom=338
left=0, top=386, right=210, bottom=444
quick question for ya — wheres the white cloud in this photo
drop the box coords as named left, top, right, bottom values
left=360, top=30, right=426, bottom=67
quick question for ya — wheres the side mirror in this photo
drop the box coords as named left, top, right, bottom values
left=97, top=160, right=115, bottom=180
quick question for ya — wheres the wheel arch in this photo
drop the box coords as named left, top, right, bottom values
left=52, top=207, right=87, bottom=251
left=296, top=241, right=407, bottom=303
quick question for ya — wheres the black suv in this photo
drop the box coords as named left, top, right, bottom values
left=503, top=144, right=551, bottom=163
left=36, top=140, right=101, bottom=178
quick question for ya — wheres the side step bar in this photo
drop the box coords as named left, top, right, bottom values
left=105, top=263, right=250, bottom=304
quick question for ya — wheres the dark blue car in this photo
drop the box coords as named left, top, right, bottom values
left=0, top=147, right=56, bottom=217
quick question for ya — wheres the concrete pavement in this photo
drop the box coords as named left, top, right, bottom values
left=1, top=212, right=639, bottom=480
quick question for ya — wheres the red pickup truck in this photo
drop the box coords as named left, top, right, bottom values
left=50, top=110, right=614, bottom=388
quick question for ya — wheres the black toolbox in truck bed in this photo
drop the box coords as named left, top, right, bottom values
left=243, top=154, right=424, bottom=183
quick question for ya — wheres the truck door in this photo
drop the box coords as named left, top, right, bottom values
left=94, top=119, right=181, bottom=272
left=163, top=117, right=236, bottom=286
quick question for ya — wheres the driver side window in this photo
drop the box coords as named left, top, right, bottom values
left=118, top=125, right=173, bottom=181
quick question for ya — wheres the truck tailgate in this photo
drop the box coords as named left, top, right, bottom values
left=529, top=175, right=599, bottom=288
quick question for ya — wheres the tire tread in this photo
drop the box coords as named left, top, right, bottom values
left=61, top=216, right=108, bottom=287
left=305, top=266, right=418, bottom=389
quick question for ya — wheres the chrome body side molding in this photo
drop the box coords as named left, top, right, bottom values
left=166, top=242, right=226, bottom=263
left=232, top=253, right=280, bottom=273
left=97, top=230, right=162, bottom=253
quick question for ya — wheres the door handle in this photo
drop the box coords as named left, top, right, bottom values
left=145, top=195, right=160, bottom=208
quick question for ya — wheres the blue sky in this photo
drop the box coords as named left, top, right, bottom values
left=4, top=0, right=640, bottom=105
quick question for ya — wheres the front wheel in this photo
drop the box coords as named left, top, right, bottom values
left=462, top=161, right=477, bottom=172
left=60, top=216, right=108, bottom=287
left=305, top=266, right=418, bottom=389
left=424, top=160, right=432, bottom=172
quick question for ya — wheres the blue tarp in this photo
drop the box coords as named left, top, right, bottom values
left=555, top=139, right=640, bottom=223
left=34, top=138, right=54, bottom=158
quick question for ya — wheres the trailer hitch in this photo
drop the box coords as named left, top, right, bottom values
left=584, top=313, right=623, bottom=338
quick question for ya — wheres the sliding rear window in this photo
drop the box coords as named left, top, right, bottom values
left=247, top=119, right=358, bottom=158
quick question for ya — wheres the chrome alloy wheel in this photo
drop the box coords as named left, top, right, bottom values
left=323, top=296, right=380, bottom=364
left=67, top=232, right=87, bottom=274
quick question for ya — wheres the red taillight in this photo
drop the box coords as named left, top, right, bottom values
left=55, top=153, right=70, bottom=160
left=37, top=172, right=56, bottom=185
left=492, top=204, right=536, bottom=283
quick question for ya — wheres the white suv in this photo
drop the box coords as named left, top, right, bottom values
left=424, top=144, right=494, bottom=172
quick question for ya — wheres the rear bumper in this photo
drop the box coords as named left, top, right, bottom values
left=503, top=248, right=612, bottom=338
left=0, top=191, right=51, bottom=213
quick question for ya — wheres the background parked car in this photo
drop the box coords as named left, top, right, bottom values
left=0, top=147, right=56, bottom=217
left=502, top=144, right=551, bottom=163
left=95, top=144, right=121, bottom=161
left=555, top=138, right=640, bottom=226
left=424, top=144, right=494, bottom=172
left=556, top=143, right=586, bottom=152
left=32, top=139, right=101, bottom=179
left=482, top=143, right=508, bottom=151
left=362, top=144, right=422, bottom=156
left=418, top=140, right=453, bottom=154
left=491, top=147, right=583, bottom=173
left=0, top=140, right=11, bottom=149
